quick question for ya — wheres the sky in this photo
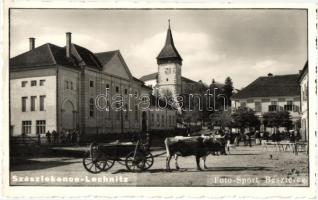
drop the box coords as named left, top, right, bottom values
left=10, top=9, right=307, bottom=89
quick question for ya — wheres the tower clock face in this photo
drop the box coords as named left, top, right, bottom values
left=165, top=68, right=171, bottom=74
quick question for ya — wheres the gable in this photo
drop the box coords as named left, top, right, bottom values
left=102, top=53, right=131, bottom=80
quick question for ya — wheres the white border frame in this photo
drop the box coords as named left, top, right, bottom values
left=1, top=2, right=317, bottom=198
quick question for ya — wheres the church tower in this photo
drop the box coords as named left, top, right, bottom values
left=156, top=20, right=182, bottom=99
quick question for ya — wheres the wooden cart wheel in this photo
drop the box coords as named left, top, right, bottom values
left=96, top=154, right=115, bottom=171
left=142, top=153, right=154, bottom=170
left=125, top=151, right=145, bottom=172
left=82, top=152, right=103, bottom=174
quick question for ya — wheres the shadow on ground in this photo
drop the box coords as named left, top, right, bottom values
left=111, top=166, right=272, bottom=174
left=10, top=158, right=80, bottom=171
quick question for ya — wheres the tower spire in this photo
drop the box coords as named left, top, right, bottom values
left=156, top=19, right=182, bottom=65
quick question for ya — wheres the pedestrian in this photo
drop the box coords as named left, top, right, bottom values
left=71, top=129, right=77, bottom=144
left=75, top=129, right=80, bottom=144
left=45, top=131, right=51, bottom=144
left=60, top=129, right=65, bottom=144
left=255, top=131, right=260, bottom=145
left=224, top=130, right=231, bottom=152
left=52, top=130, right=57, bottom=144
left=296, top=130, right=301, bottom=141
left=66, top=130, right=71, bottom=144
left=186, top=125, right=190, bottom=136
left=37, top=133, right=41, bottom=145
left=290, top=130, right=296, bottom=143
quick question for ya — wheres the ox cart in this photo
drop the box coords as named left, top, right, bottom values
left=83, top=140, right=154, bottom=173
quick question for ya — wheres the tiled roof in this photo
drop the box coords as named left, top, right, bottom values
left=72, top=44, right=102, bottom=69
left=140, top=72, right=158, bottom=81
left=10, top=43, right=102, bottom=70
left=140, top=72, right=200, bottom=84
left=232, top=74, right=300, bottom=99
left=95, top=50, right=118, bottom=66
left=156, top=26, right=182, bottom=64
left=297, top=61, right=308, bottom=82
left=140, top=72, right=224, bottom=88
left=10, top=43, right=74, bottom=68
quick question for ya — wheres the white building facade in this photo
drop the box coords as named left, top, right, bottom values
left=10, top=33, right=176, bottom=137
left=232, top=73, right=302, bottom=135
left=298, top=62, right=308, bottom=141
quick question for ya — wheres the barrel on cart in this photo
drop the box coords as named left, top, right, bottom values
left=83, top=140, right=154, bottom=174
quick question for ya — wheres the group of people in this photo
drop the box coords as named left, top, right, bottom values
left=45, top=129, right=79, bottom=145
left=209, top=128, right=302, bottom=147
left=256, top=129, right=301, bottom=143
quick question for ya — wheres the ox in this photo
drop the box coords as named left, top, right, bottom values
left=164, top=136, right=226, bottom=171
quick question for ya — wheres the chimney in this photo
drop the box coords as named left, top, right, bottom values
left=267, top=73, right=273, bottom=77
left=66, top=32, right=72, bottom=58
left=29, top=37, right=35, bottom=50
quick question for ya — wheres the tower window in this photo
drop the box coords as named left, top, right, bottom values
left=90, top=80, right=94, bottom=87
left=65, top=80, right=69, bottom=89
left=166, top=78, right=169, bottom=82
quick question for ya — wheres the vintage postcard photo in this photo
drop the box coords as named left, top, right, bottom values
left=1, top=3, right=317, bottom=198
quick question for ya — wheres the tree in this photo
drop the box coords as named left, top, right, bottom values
left=231, top=107, right=260, bottom=133
left=209, top=78, right=223, bottom=111
left=223, top=77, right=234, bottom=107
left=262, top=111, right=293, bottom=130
left=209, top=110, right=232, bottom=130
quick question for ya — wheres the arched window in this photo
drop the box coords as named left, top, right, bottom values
left=89, top=98, right=94, bottom=117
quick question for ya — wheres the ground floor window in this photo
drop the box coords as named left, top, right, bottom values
left=22, top=121, right=32, bottom=135
left=36, top=120, right=46, bottom=135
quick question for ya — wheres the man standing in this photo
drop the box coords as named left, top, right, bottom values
left=45, top=131, right=51, bottom=144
